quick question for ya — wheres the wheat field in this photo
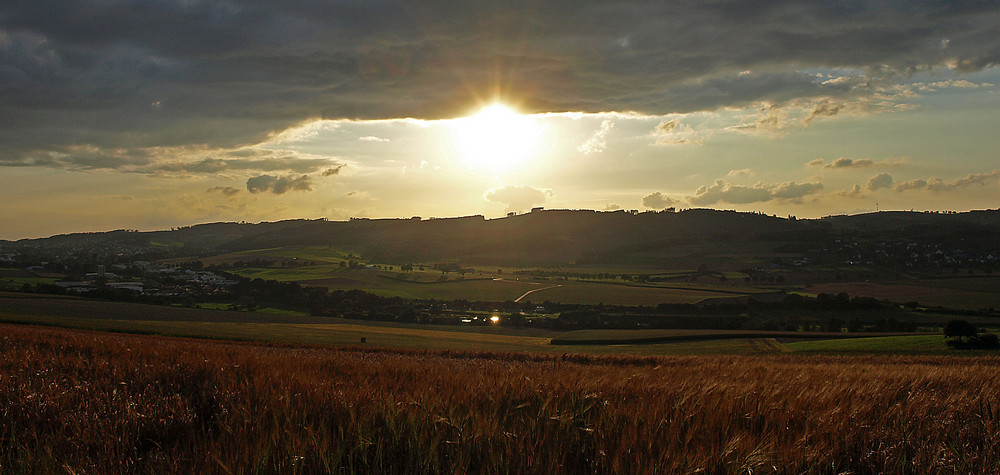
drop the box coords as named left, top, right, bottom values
left=2, top=323, right=998, bottom=473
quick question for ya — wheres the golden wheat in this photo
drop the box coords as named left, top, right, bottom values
left=1, top=323, right=999, bottom=473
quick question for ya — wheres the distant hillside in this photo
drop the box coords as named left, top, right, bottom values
left=9, top=208, right=1000, bottom=266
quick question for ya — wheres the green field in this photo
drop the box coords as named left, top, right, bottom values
left=785, top=334, right=955, bottom=353
left=0, top=268, right=59, bottom=290
left=230, top=265, right=769, bottom=304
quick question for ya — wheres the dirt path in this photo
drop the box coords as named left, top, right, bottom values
left=513, top=285, right=563, bottom=303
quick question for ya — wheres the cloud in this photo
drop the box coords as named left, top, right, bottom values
left=484, top=185, right=552, bottom=212
left=727, top=104, right=791, bottom=136
left=652, top=120, right=710, bottom=145
left=687, top=179, right=823, bottom=206
left=808, top=157, right=906, bottom=169
left=3, top=2, right=1000, bottom=167
left=835, top=184, right=865, bottom=198
left=0, top=143, right=346, bottom=176
left=155, top=150, right=341, bottom=175
left=579, top=120, right=614, bottom=154
left=207, top=186, right=241, bottom=197
left=893, top=170, right=1000, bottom=192
left=322, top=164, right=345, bottom=176
left=642, top=192, right=678, bottom=210
left=804, top=99, right=870, bottom=124
left=246, top=174, right=313, bottom=194
left=359, top=136, right=389, bottom=142
left=727, top=168, right=754, bottom=178
left=0, top=145, right=154, bottom=170
left=866, top=173, right=894, bottom=191
left=770, top=181, right=825, bottom=200
left=829, top=158, right=874, bottom=169
left=916, top=79, right=989, bottom=92
left=928, top=171, right=1000, bottom=191
left=602, top=203, right=621, bottom=211
left=894, top=179, right=928, bottom=192
left=834, top=173, right=896, bottom=197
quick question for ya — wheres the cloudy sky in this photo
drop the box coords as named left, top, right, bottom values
left=2, top=0, right=999, bottom=239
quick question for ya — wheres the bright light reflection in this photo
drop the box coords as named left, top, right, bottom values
left=451, top=104, right=542, bottom=175
left=490, top=315, right=501, bottom=324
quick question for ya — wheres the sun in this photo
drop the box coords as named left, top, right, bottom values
left=451, top=104, right=542, bottom=175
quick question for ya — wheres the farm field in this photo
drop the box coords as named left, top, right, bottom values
left=3, top=323, right=1000, bottom=472
left=233, top=265, right=769, bottom=304
left=805, top=276, right=1000, bottom=310
left=785, top=334, right=960, bottom=354
left=0, top=267, right=58, bottom=291
left=195, top=245, right=769, bottom=303
left=0, top=292, right=959, bottom=356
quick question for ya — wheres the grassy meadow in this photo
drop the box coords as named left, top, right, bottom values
left=3, top=323, right=1000, bottom=473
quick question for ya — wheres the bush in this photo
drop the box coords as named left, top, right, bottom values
left=946, top=332, right=1000, bottom=350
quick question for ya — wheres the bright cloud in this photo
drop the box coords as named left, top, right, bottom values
left=642, top=192, right=678, bottom=210
left=579, top=120, right=614, bottom=154
left=484, top=185, right=552, bottom=212
left=687, top=179, right=823, bottom=205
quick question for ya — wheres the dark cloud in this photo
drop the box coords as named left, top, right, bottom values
left=0, top=146, right=153, bottom=170
left=164, top=158, right=229, bottom=174
left=322, top=164, right=346, bottom=176
left=207, top=186, right=241, bottom=197
left=2, top=1, right=1000, bottom=165
left=140, top=151, right=340, bottom=174
left=484, top=185, right=551, bottom=212
left=246, top=174, right=313, bottom=194
left=642, top=192, right=678, bottom=210
left=687, top=179, right=823, bottom=205
left=828, top=158, right=874, bottom=169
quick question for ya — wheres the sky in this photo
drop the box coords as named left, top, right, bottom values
left=1, top=0, right=999, bottom=239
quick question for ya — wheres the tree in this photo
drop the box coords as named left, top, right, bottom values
left=943, top=320, right=978, bottom=341
left=944, top=320, right=1000, bottom=350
